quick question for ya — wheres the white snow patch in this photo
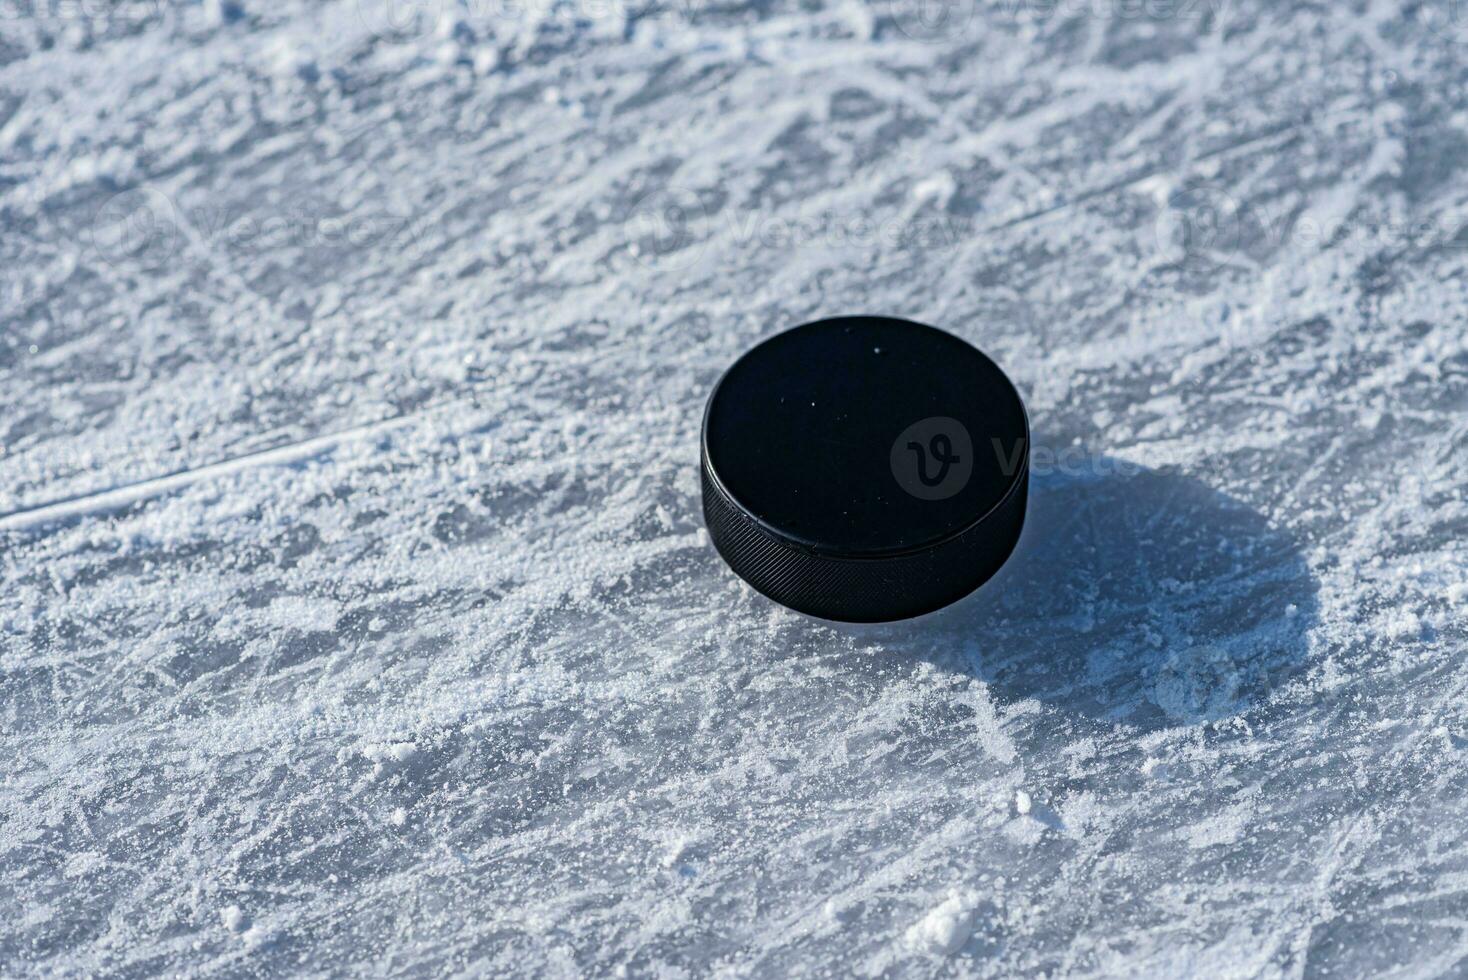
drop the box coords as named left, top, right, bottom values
left=267, top=36, right=317, bottom=81
left=905, top=892, right=979, bottom=956
left=221, top=906, right=250, bottom=933
left=62, top=851, right=106, bottom=879
left=362, top=741, right=422, bottom=778
left=1381, top=608, right=1422, bottom=641
left=911, top=170, right=956, bottom=207
left=661, top=835, right=693, bottom=868
left=1142, top=757, right=1171, bottom=779
left=263, top=595, right=340, bottom=633
left=823, top=897, right=855, bottom=923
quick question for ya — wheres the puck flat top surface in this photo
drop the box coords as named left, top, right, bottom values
left=703, top=316, right=1028, bottom=559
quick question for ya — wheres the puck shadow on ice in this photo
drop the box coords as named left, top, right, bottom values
left=852, top=451, right=1320, bottom=732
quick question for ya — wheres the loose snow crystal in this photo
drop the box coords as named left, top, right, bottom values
left=906, top=894, right=979, bottom=956
left=221, top=907, right=250, bottom=934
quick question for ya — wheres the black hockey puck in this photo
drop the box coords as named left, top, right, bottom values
left=700, top=316, right=1029, bottom=622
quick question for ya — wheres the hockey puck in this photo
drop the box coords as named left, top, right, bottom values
left=700, top=316, right=1029, bottom=622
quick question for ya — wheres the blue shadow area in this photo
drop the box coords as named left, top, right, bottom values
left=873, top=455, right=1321, bottom=731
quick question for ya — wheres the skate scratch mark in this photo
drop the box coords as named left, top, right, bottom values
left=0, top=412, right=424, bottom=533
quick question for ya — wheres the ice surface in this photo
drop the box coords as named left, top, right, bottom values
left=3, top=0, right=1468, bottom=975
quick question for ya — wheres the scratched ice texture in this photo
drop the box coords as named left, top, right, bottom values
left=3, top=0, right=1468, bottom=975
